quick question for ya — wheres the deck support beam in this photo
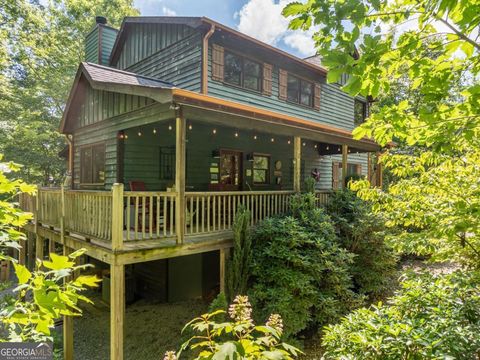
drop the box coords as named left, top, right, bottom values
left=35, top=235, right=44, bottom=262
left=293, top=136, right=302, bottom=192
left=63, top=246, right=74, bottom=360
left=110, top=264, right=125, bottom=360
left=175, top=109, right=186, bottom=244
left=219, top=248, right=229, bottom=294
left=342, top=144, right=348, bottom=188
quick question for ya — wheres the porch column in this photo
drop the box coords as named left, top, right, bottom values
left=175, top=109, right=186, bottom=244
left=219, top=248, right=229, bottom=294
left=376, top=152, right=383, bottom=188
left=293, top=136, right=302, bottom=192
left=110, top=263, right=125, bottom=360
left=342, top=145, right=348, bottom=188
left=63, top=246, right=74, bottom=360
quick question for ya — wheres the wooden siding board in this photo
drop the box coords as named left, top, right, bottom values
left=125, top=33, right=202, bottom=92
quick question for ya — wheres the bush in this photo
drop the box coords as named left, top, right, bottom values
left=171, top=295, right=302, bottom=360
left=249, top=193, right=363, bottom=339
left=322, top=271, right=480, bottom=359
left=325, top=189, right=398, bottom=298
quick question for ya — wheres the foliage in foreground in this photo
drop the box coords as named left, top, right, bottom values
left=1, top=251, right=100, bottom=341
left=170, top=295, right=301, bottom=360
left=325, top=189, right=398, bottom=298
left=249, top=192, right=363, bottom=339
left=0, top=155, right=99, bottom=342
left=322, top=271, right=480, bottom=359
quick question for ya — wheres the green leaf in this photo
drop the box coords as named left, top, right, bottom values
left=14, top=263, right=31, bottom=284
left=282, top=2, right=305, bottom=16
left=43, top=253, right=75, bottom=270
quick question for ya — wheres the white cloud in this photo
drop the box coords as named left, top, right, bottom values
left=162, top=5, right=177, bottom=16
left=236, top=0, right=315, bottom=57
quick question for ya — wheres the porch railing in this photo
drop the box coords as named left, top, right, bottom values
left=18, top=187, right=332, bottom=248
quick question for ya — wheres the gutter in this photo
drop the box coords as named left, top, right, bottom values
left=202, top=23, right=215, bottom=94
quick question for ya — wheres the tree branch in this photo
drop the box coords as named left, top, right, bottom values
left=435, top=16, right=480, bottom=51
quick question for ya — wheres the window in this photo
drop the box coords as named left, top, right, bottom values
left=224, top=51, right=262, bottom=91
left=80, top=143, right=105, bottom=184
left=332, top=162, right=362, bottom=189
left=252, top=155, right=270, bottom=184
left=159, top=146, right=175, bottom=180
left=287, top=74, right=314, bottom=107
left=354, top=99, right=367, bottom=125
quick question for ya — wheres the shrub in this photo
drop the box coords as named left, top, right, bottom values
left=322, top=271, right=480, bottom=359
left=226, top=205, right=252, bottom=302
left=249, top=193, right=363, bottom=339
left=325, top=189, right=398, bottom=298
left=172, top=295, right=302, bottom=360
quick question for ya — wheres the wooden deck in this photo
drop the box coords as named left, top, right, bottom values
left=19, top=187, right=330, bottom=264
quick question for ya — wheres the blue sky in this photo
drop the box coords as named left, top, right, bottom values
left=134, top=0, right=317, bottom=58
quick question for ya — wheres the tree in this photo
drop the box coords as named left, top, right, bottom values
left=283, top=0, right=480, bottom=266
left=0, top=0, right=139, bottom=184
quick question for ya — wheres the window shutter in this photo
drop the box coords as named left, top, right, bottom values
left=279, top=69, right=287, bottom=100
left=314, top=83, right=321, bottom=110
left=332, top=162, right=340, bottom=189
left=212, top=44, right=224, bottom=81
left=263, top=63, right=273, bottom=96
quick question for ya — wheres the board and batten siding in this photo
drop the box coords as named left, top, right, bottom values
left=75, top=84, right=155, bottom=129
left=85, top=25, right=118, bottom=66
left=207, top=43, right=356, bottom=131
left=125, top=32, right=202, bottom=92
left=114, top=23, right=197, bottom=70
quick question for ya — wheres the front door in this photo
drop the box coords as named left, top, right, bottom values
left=219, top=150, right=242, bottom=191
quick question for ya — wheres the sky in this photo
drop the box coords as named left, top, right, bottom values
left=134, top=0, right=317, bottom=58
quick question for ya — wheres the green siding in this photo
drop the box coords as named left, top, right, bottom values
left=75, top=83, right=155, bottom=129
left=85, top=25, right=119, bottom=65
left=115, top=23, right=196, bottom=69
left=126, top=32, right=202, bottom=91
left=208, top=43, right=356, bottom=131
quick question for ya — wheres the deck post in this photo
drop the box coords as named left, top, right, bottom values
left=60, top=185, right=65, bottom=244
left=376, top=152, right=383, bottom=188
left=293, top=136, right=302, bottom=192
left=110, top=263, right=125, bottom=360
left=35, top=235, right=44, bottom=262
left=175, top=109, right=186, bottom=244
left=18, top=238, right=26, bottom=266
left=27, top=232, right=35, bottom=270
left=111, top=183, right=124, bottom=251
left=49, top=238, right=56, bottom=255
left=367, top=152, right=372, bottom=185
left=342, top=145, right=348, bottom=188
left=219, top=248, right=229, bottom=294
left=63, top=246, right=74, bottom=360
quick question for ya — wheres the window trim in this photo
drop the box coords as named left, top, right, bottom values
left=79, top=142, right=106, bottom=186
left=252, top=153, right=271, bottom=185
left=286, top=73, right=315, bottom=108
left=223, top=50, right=263, bottom=93
left=354, top=99, right=368, bottom=125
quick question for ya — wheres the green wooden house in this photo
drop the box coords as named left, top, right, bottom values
left=19, top=16, right=381, bottom=360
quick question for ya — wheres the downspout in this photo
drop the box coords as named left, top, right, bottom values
left=202, top=23, right=215, bottom=94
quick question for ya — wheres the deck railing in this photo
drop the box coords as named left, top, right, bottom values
left=19, top=187, right=331, bottom=247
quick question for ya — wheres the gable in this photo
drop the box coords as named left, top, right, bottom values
left=72, top=79, right=155, bottom=130
left=113, top=23, right=198, bottom=69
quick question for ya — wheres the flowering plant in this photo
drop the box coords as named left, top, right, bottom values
left=164, top=295, right=301, bottom=359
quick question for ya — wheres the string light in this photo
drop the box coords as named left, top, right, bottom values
left=302, top=142, right=306, bottom=146
left=168, top=125, right=172, bottom=131
left=326, top=145, right=330, bottom=150
left=314, top=144, right=318, bottom=149
left=212, top=129, right=217, bottom=134
left=253, top=135, right=257, bottom=140
left=235, top=132, right=239, bottom=137
left=138, top=131, right=142, bottom=136
left=188, top=124, right=193, bottom=130
left=287, top=140, right=291, bottom=144
left=124, top=134, right=128, bottom=139
left=119, top=133, right=124, bottom=139
left=271, top=138, right=275, bottom=142
left=153, top=128, right=157, bottom=134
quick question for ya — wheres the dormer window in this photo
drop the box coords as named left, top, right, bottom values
left=224, top=51, right=262, bottom=92
left=287, top=74, right=314, bottom=107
